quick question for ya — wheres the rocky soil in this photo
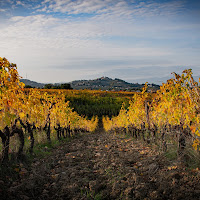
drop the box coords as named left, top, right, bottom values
left=1, top=128, right=200, bottom=200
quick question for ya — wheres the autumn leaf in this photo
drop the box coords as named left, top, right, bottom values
left=51, top=174, right=59, bottom=179
left=139, top=150, right=146, bottom=155
left=190, top=125, right=196, bottom=134
left=168, top=166, right=177, bottom=170
left=19, top=112, right=25, bottom=119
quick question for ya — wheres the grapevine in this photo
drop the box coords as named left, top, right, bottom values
left=103, top=70, right=200, bottom=157
left=0, top=57, right=98, bottom=162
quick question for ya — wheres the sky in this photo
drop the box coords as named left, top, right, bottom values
left=0, top=0, right=200, bottom=84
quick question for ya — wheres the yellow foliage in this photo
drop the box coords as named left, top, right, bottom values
left=102, top=69, right=200, bottom=151
left=0, top=57, right=99, bottom=136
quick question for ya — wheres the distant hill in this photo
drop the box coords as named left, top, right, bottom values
left=20, top=79, right=45, bottom=88
left=20, top=77, right=160, bottom=91
left=70, top=77, right=160, bottom=91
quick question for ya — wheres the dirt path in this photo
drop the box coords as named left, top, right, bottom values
left=1, top=128, right=200, bottom=200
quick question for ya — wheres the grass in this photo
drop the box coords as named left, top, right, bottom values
left=0, top=129, right=76, bottom=160
left=115, top=127, right=200, bottom=171
left=164, top=147, right=178, bottom=161
left=94, top=192, right=104, bottom=200
left=27, top=135, right=72, bottom=159
left=184, top=148, right=200, bottom=169
left=163, top=141, right=200, bottom=169
left=80, top=188, right=105, bottom=200
left=0, top=131, right=78, bottom=184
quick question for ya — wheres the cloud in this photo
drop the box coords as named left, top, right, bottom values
left=0, top=9, right=6, bottom=12
left=0, top=0, right=199, bottom=83
left=16, top=1, right=26, bottom=6
left=32, top=0, right=198, bottom=41
left=20, top=68, right=102, bottom=83
left=0, top=13, right=199, bottom=79
left=37, top=0, right=185, bottom=18
left=39, top=0, right=115, bottom=14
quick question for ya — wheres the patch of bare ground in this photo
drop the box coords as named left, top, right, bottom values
left=1, top=130, right=200, bottom=200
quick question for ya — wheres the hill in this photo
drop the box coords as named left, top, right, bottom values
left=70, top=77, right=159, bottom=91
left=20, top=77, right=160, bottom=91
left=20, top=79, right=45, bottom=88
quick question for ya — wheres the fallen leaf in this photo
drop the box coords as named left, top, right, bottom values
left=168, top=166, right=177, bottom=170
left=139, top=150, right=146, bottom=155
left=51, top=174, right=59, bottom=179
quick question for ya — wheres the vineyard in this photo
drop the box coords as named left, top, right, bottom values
left=40, top=88, right=132, bottom=119
left=0, top=57, right=200, bottom=163
left=103, top=69, right=200, bottom=163
left=0, top=57, right=99, bottom=162
left=1, top=57, right=200, bottom=199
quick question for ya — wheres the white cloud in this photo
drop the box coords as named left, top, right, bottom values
left=0, top=9, right=6, bottom=12
left=0, top=13, right=177, bottom=82
left=39, top=0, right=112, bottom=14
left=0, top=13, right=199, bottom=62
left=19, top=68, right=102, bottom=83
left=16, top=1, right=26, bottom=6
left=37, top=0, right=185, bottom=19
left=0, top=0, right=199, bottom=82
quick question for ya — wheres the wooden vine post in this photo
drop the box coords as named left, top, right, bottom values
left=145, top=100, right=151, bottom=143
left=145, top=100, right=150, bottom=129
left=0, top=127, right=10, bottom=163
left=11, top=122, right=25, bottom=160
left=178, top=124, right=186, bottom=161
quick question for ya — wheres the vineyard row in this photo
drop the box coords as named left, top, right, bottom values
left=103, top=69, right=200, bottom=160
left=0, top=57, right=98, bottom=162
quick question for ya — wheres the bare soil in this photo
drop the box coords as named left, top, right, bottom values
left=1, top=128, right=200, bottom=200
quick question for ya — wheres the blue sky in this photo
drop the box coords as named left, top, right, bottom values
left=0, top=0, right=199, bottom=84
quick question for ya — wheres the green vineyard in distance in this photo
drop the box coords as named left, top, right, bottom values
left=39, top=88, right=134, bottom=119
